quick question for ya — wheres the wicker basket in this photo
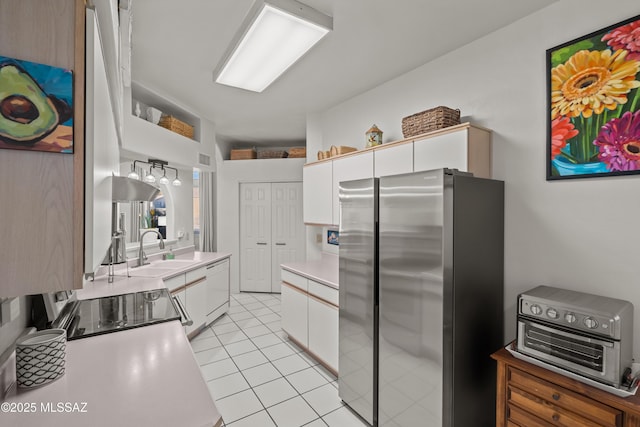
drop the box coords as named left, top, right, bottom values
left=158, top=115, right=194, bottom=139
left=230, top=148, right=257, bottom=160
left=288, top=147, right=307, bottom=158
left=317, top=150, right=330, bottom=160
left=329, top=145, right=357, bottom=157
left=401, top=106, right=460, bottom=138
left=258, top=150, right=288, bottom=159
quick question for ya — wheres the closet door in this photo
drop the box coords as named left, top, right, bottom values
left=271, top=182, right=305, bottom=292
left=240, top=183, right=272, bottom=292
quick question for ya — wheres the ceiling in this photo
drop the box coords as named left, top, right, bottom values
left=130, top=0, right=556, bottom=146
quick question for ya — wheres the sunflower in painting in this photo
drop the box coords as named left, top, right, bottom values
left=551, top=49, right=639, bottom=119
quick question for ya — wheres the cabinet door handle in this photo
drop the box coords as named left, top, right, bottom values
left=257, top=242, right=268, bottom=245
left=171, top=295, right=193, bottom=327
left=275, top=243, right=286, bottom=246
left=552, top=393, right=560, bottom=401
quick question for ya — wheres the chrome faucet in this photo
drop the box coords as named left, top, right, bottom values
left=137, top=230, right=165, bottom=267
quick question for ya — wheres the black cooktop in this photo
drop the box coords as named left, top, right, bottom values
left=59, top=288, right=180, bottom=341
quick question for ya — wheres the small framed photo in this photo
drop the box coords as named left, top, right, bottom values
left=327, top=230, right=339, bottom=246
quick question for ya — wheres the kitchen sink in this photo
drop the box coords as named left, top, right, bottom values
left=151, top=259, right=195, bottom=268
left=126, top=267, right=179, bottom=278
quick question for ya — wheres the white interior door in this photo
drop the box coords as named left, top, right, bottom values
left=271, top=182, right=305, bottom=292
left=240, top=183, right=272, bottom=292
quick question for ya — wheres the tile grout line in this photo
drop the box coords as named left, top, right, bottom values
left=211, top=295, right=279, bottom=427
left=200, top=293, right=340, bottom=427
left=233, top=294, right=330, bottom=424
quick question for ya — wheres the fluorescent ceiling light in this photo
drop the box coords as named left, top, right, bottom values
left=215, top=0, right=332, bottom=92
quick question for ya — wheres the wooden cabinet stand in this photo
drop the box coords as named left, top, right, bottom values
left=492, top=346, right=640, bottom=427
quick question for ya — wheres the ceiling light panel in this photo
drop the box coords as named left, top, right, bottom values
left=215, top=0, right=332, bottom=92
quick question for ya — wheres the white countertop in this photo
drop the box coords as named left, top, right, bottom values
left=80, top=251, right=232, bottom=299
left=281, top=254, right=339, bottom=289
left=2, top=321, right=221, bottom=427
left=1, top=251, right=231, bottom=427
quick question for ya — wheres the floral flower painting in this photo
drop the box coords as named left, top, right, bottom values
left=547, top=15, right=640, bottom=179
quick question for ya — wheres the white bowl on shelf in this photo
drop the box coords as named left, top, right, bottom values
left=146, top=107, right=163, bottom=125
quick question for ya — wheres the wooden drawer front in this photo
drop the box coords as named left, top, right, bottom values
left=508, top=402, right=553, bottom=427
left=508, top=385, right=610, bottom=427
left=281, top=269, right=308, bottom=292
left=186, top=266, right=206, bottom=284
left=307, top=280, right=338, bottom=306
left=508, top=367, right=621, bottom=426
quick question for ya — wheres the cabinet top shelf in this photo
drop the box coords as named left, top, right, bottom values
left=305, top=122, right=490, bottom=166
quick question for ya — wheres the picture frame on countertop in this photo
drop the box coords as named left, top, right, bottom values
left=327, top=230, right=339, bottom=246
left=546, top=14, right=640, bottom=180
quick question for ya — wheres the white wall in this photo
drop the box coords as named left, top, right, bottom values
left=308, top=0, right=640, bottom=357
left=216, top=158, right=305, bottom=293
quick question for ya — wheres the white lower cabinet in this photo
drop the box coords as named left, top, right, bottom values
left=185, top=276, right=208, bottom=336
left=167, top=257, right=231, bottom=338
left=281, top=282, right=308, bottom=346
left=281, top=268, right=339, bottom=374
left=308, top=295, right=339, bottom=371
left=205, top=259, right=230, bottom=323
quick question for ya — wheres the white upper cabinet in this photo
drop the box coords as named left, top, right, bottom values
left=332, top=152, right=374, bottom=225
left=374, top=143, right=413, bottom=178
left=413, top=125, right=491, bottom=178
left=303, top=161, right=333, bottom=225
left=301, top=124, right=491, bottom=227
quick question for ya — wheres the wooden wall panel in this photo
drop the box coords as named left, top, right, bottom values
left=0, top=0, right=85, bottom=297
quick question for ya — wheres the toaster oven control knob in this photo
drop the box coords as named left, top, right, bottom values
left=565, top=312, right=577, bottom=323
left=546, top=308, right=558, bottom=319
left=584, top=317, right=599, bottom=329
left=530, top=304, right=543, bottom=315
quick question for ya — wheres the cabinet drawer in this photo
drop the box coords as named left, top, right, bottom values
left=307, top=280, right=338, bottom=306
left=185, top=266, right=206, bottom=284
left=508, top=367, right=621, bottom=426
left=281, top=269, right=308, bottom=292
left=164, top=273, right=185, bottom=292
left=507, top=403, right=553, bottom=427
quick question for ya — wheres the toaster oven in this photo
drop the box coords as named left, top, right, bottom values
left=516, top=285, right=633, bottom=388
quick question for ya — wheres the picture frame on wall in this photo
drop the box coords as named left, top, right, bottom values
left=0, top=55, right=74, bottom=154
left=546, top=14, right=640, bottom=180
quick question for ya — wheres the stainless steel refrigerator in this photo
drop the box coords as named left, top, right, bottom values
left=338, top=168, right=504, bottom=427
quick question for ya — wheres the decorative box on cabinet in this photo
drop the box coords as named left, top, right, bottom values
left=492, top=346, right=640, bottom=427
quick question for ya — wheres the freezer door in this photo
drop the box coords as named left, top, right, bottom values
left=378, top=169, right=444, bottom=426
left=338, top=178, right=378, bottom=426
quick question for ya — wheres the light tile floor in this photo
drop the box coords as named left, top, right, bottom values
left=190, top=292, right=369, bottom=427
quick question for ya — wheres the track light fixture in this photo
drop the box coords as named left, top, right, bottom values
left=126, top=159, right=182, bottom=186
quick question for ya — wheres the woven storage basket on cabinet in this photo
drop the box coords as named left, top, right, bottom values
left=401, top=106, right=460, bottom=138
left=158, top=115, right=194, bottom=139
left=258, top=150, right=288, bottom=159
left=230, top=148, right=257, bottom=160
left=288, top=147, right=306, bottom=158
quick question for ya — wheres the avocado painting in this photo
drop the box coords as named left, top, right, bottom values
left=0, top=56, right=73, bottom=153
